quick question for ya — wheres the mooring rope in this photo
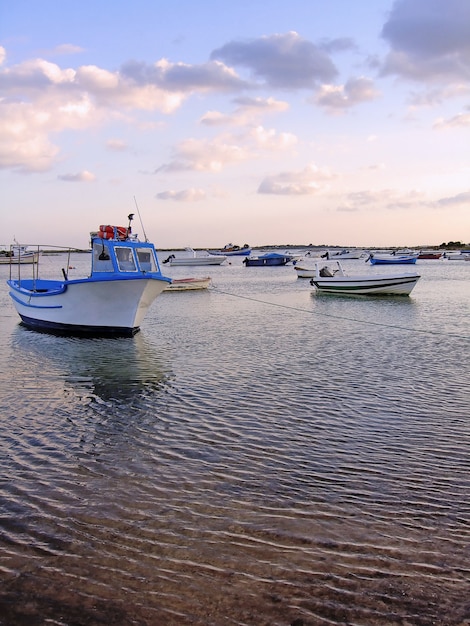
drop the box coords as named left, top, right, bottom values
left=211, top=286, right=469, bottom=340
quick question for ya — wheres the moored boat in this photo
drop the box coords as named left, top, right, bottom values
left=367, top=251, right=419, bottom=265
left=243, top=252, right=294, bottom=267
left=164, top=277, right=212, bottom=291
left=322, top=249, right=366, bottom=260
left=443, top=251, right=470, bottom=260
left=418, top=250, right=443, bottom=260
left=208, top=243, right=251, bottom=256
left=162, top=248, right=227, bottom=266
left=294, top=264, right=317, bottom=278
left=0, top=245, right=40, bottom=265
left=7, top=215, right=171, bottom=336
left=309, top=260, right=420, bottom=296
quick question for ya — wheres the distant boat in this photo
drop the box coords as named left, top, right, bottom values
left=418, top=250, right=443, bottom=260
left=322, top=249, right=366, bottom=260
left=208, top=243, right=251, bottom=256
left=309, top=260, right=420, bottom=296
left=7, top=215, right=171, bottom=336
left=243, top=252, right=294, bottom=267
left=294, top=264, right=317, bottom=278
left=0, top=245, right=40, bottom=265
left=164, top=277, right=212, bottom=291
left=367, top=251, right=419, bottom=265
left=162, top=248, right=227, bottom=266
left=443, top=251, right=470, bottom=260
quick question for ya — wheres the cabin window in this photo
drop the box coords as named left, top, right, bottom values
left=136, top=248, right=157, bottom=272
left=93, top=242, right=114, bottom=272
left=116, top=247, right=137, bottom=271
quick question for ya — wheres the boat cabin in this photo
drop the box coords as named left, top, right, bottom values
left=91, top=237, right=161, bottom=276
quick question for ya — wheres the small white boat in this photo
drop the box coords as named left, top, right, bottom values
left=309, top=260, right=420, bottom=296
left=294, top=264, right=317, bottom=278
left=322, top=249, right=366, bottom=260
left=164, top=277, right=212, bottom=291
left=0, top=245, right=40, bottom=265
left=162, top=248, right=226, bottom=266
left=7, top=215, right=171, bottom=336
left=444, top=251, right=470, bottom=260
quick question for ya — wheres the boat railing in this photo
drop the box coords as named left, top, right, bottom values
left=7, top=245, right=89, bottom=288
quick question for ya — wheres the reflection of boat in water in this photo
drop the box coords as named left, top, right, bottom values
left=7, top=215, right=171, bottom=337
left=12, top=326, right=170, bottom=403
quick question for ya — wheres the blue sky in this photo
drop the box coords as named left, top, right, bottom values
left=1, top=0, right=469, bottom=249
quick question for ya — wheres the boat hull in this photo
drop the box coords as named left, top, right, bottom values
left=209, top=249, right=251, bottom=256
left=311, top=274, right=420, bottom=295
left=295, top=266, right=316, bottom=278
left=0, top=252, right=40, bottom=265
left=244, top=253, right=293, bottom=267
left=8, top=276, right=169, bottom=336
left=164, top=277, right=211, bottom=291
left=163, top=256, right=226, bottom=266
left=370, top=257, right=417, bottom=265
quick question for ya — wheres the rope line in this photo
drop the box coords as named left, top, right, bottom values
left=211, top=286, right=469, bottom=340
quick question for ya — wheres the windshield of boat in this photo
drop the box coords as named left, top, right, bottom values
left=115, top=246, right=137, bottom=272
left=136, top=247, right=158, bottom=272
left=92, top=241, right=114, bottom=272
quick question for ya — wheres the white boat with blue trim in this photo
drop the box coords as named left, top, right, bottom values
left=309, top=260, right=420, bottom=296
left=7, top=215, right=171, bottom=336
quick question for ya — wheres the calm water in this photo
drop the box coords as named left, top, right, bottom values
left=0, top=253, right=469, bottom=625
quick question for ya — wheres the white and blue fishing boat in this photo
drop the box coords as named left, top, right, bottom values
left=243, top=252, right=294, bottom=267
left=7, top=214, right=171, bottom=336
left=367, top=251, right=419, bottom=265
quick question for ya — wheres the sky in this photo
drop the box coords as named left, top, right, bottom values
left=1, top=0, right=469, bottom=249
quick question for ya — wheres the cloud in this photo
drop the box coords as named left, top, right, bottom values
left=381, top=0, right=470, bottom=83
left=258, top=163, right=335, bottom=195
left=156, top=188, right=206, bottom=202
left=318, top=37, right=358, bottom=54
left=106, top=138, right=128, bottom=151
left=50, top=44, right=85, bottom=56
left=156, top=135, right=251, bottom=172
left=200, top=96, right=289, bottom=127
left=315, top=77, right=380, bottom=112
left=0, top=100, right=61, bottom=172
left=120, top=58, right=246, bottom=93
left=436, top=190, right=470, bottom=206
left=58, top=170, right=96, bottom=182
left=433, top=111, right=470, bottom=129
left=211, top=31, right=338, bottom=88
left=0, top=50, right=249, bottom=172
left=158, top=125, right=297, bottom=173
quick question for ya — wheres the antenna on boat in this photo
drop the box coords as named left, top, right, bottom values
left=133, top=196, right=149, bottom=242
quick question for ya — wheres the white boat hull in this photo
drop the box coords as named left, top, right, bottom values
left=164, top=277, right=211, bottom=291
left=167, top=257, right=225, bottom=266
left=9, top=277, right=168, bottom=335
left=0, top=252, right=40, bottom=265
left=312, top=274, right=420, bottom=295
left=324, top=250, right=365, bottom=260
